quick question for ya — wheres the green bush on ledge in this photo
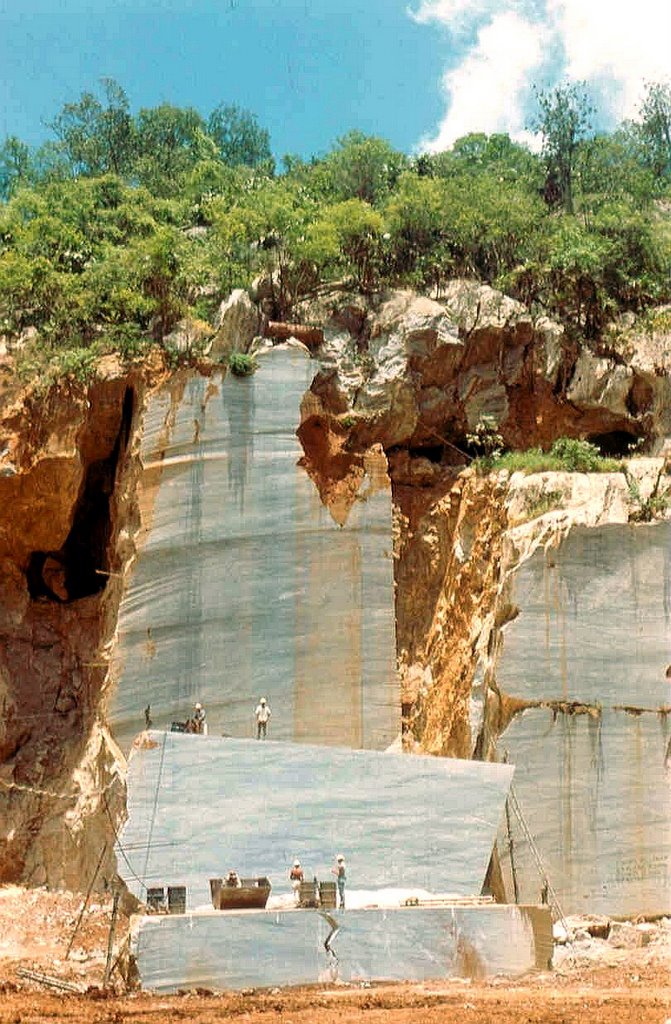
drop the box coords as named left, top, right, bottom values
left=228, top=352, right=258, bottom=377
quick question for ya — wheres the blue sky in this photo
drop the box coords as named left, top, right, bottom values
left=0, top=0, right=445, bottom=159
left=0, top=0, right=668, bottom=159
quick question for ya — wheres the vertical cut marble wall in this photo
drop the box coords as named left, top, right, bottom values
left=495, top=523, right=671, bottom=915
left=110, top=348, right=398, bottom=750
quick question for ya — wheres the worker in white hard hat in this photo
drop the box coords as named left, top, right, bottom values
left=331, top=855, right=346, bottom=910
left=193, top=702, right=207, bottom=736
left=254, top=697, right=271, bottom=740
left=289, top=859, right=304, bottom=903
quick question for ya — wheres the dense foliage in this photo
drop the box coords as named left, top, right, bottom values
left=1, top=79, right=671, bottom=381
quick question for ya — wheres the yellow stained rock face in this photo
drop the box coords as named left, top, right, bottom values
left=393, top=472, right=509, bottom=758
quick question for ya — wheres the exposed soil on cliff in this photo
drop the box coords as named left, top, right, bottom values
left=0, top=352, right=172, bottom=892
left=393, top=468, right=509, bottom=757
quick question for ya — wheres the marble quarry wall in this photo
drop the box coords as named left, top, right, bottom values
left=118, top=733, right=514, bottom=908
left=494, top=523, right=671, bottom=916
left=110, top=347, right=399, bottom=751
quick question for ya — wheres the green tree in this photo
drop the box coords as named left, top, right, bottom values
left=0, top=251, right=60, bottom=334
left=31, top=141, right=72, bottom=184
left=238, top=180, right=322, bottom=315
left=531, top=82, right=594, bottom=214
left=324, top=131, right=406, bottom=205
left=134, top=104, right=217, bottom=196
left=303, top=199, right=384, bottom=291
left=0, top=136, right=32, bottom=200
left=191, top=201, right=254, bottom=300
left=512, top=200, right=670, bottom=336
left=125, top=226, right=189, bottom=339
left=636, top=81, right=671, bottom=180
left=207, top=103, right=273, bottom=170
left=386, top=169, right=543, bottom=288
left=524, top=218, right=613, bottom=335
left=575, top=131, right=656, bottom=207
left=431, top=132, right=541, bottom=188
left=385, top=172, right=452, bottom=287
left=48, top=79, right=137, bottom=177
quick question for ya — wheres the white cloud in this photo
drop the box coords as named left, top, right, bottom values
left=409, top=0, right=498, bottom=30
left=418, top=11, right=544, bottom=151
left=549, top=0, right=671, bottom=118
left=412, top=0, right=671, bottom=151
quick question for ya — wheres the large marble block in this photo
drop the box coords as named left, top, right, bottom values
left=110, top=348, right=398, bottom=750
left=131, top=904, right=552, bottom=992
left=118, top=733, right=514, bottom=909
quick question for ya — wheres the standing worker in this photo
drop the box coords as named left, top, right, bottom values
left=331, top=855, right=346, bottom=910
left=193, top=702, right=207, bottom=736
left=255, top=697, right=271, bottom=740
left=289, top=860, right=304, bottom=904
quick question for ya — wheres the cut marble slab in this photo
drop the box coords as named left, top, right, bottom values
left=131, top=904, right=552, bottom=992
left=118, top=733, right=514, bottom=910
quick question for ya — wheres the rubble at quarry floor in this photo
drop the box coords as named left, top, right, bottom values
left=0, top=886, right=669, bottom=1024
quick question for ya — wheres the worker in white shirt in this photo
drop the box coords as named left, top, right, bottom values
left=254, top=697, right=271, bottom=739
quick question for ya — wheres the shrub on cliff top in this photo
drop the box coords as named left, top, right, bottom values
left=476, top=437, right=623, bottom=475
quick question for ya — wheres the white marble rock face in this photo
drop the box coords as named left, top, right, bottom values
left=110, top=348, right=399, bottom=751
left=496, top=523, right=671, bottom=916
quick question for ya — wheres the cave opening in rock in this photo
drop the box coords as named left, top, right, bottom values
left=408, top=445, right=444, bottom=464
left=587, top=429, right=641, bottom=458
left=26, top=386, right=135, bottom=603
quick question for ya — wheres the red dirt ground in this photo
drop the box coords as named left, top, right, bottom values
left=1, top=885, right=669, bottom=1024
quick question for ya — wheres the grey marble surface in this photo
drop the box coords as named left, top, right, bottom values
left=132, top=904, right=549, bottom=992
left=118, top=733, right=514, bottom=909
left=495, top=521, right=671, bottom=915
left=110, top=348, right=398, bottom=750
left=498, top=707, right=671, bottom=915
left=498, top=523, right=671, bottom=706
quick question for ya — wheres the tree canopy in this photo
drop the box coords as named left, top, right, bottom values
left=1, top=77, right=671, bottom=384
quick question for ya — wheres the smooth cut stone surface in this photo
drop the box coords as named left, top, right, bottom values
left=494, top=521, right=671, bottom=915
left=118, top=733, right=514, bottom=909
left=498, top=523, right=671, bottom=706
left=110, top=348, right=398, bottom=750
left=131, top=904, right=552, bottom=992
left=498, top=708, right=671, bottom=916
